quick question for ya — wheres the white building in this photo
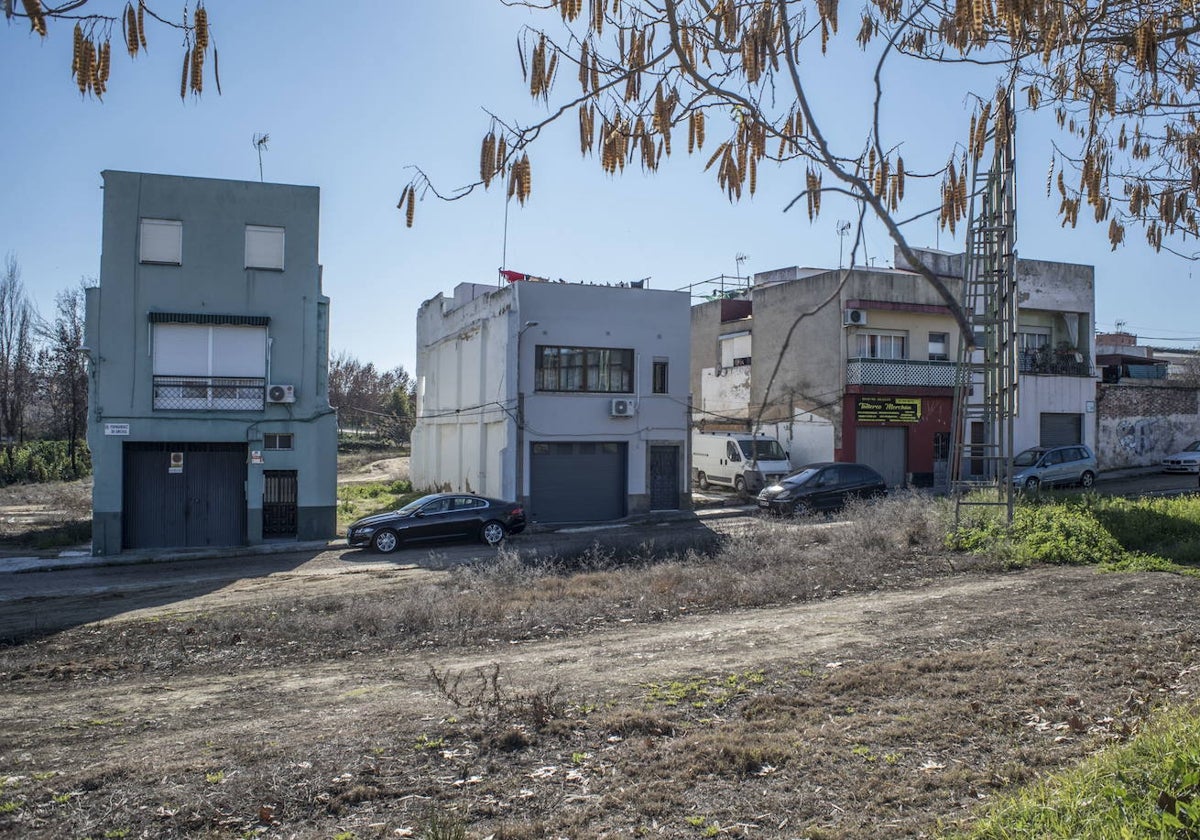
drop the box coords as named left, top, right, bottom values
left=412, top=278, right=691, bottom=523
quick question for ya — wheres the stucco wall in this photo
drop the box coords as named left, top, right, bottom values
left=1095, top=383, right=1200, bottom=468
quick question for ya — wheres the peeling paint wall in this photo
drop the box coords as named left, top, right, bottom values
left=1096, top=383, right=1200, bottom=468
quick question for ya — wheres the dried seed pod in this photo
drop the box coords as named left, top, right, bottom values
left=72, top=23, right=84, bottom=80
left=180, top=48, right=190, bottom=100
left=406, top=185, right=416, bottom=228
left=194, top=5, right=209, bottom=53
left=21, top=0, right=46, bottom=37
left=190, top=45, right=204, bottom=94
left=496, top=134, right=507, bottom=173
left=138, top=0, right=147, bottom=49
left=125, top=4, right=139, bottom=58
left=480, top=131, right=497, bottom=186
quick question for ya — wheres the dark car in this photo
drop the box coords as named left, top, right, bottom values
left=346, top=493, right=526, bottom=553
left=756, top=462, right=887, bottom=515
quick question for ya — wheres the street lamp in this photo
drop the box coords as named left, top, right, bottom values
left=515, top=320, right=539, bottom=507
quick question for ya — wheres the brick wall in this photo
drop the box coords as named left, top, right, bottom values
left=1096, top=383, right=1200, bottom=468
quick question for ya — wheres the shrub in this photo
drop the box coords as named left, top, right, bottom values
left=0, top=440, right=91, bottom=486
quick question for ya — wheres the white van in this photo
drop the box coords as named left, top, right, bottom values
left=692, top=432, right=793, bottom=494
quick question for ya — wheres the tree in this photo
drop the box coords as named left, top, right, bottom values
left=5, top=0, right=217, bottom=99
left=37, top=283, right=90, bottom=472
left=328, top=351, right=417, bottom=443
left=400, top=0, right=1200, bottom=332
left=0, top=254, right=36, bottom=462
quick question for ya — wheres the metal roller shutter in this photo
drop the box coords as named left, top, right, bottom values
left=1039, top=413, right=1082, bottom=447
left=856, top=426, right=907, bottom=488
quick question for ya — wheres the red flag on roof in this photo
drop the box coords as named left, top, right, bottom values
left=500, top=269, right=528, bottom=283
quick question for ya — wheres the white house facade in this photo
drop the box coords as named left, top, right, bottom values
left=412, top=278, right=691, bottom=523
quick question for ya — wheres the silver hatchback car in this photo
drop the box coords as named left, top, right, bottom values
left=1011, top=445, right=1098, bottom=490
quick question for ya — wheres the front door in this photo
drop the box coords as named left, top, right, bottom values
left=649, top=445, right=680, bottom=510
left=263, top=470, right=298, bottom=537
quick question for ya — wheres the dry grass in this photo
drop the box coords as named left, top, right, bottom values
left=0, top=477, right=91, bottom=548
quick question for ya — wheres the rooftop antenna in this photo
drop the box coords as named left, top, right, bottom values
left=836, top=220, right=852, bottom=268
left=734, top=252, right=750, bottom=281
left=252, top=133, right=270, bottom=182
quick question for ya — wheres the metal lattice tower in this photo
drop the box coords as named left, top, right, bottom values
left=949, top=95, right=1019, bottom=524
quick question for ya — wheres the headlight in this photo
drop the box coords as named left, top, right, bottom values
left=353, top=526, right=375, bottom=536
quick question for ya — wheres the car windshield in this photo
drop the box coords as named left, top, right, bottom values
left=783, top=467, right=821, bottom=486
left=739, top=439, right=787, bottom=460
left=1185, top=441, right=1200, bottom=453
left=395, top=495, right=438, bottom=516
left=1012, top=449, right=1045, bottom=467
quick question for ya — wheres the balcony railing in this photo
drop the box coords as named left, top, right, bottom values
left=153, top=376, right=266, bottom=411
left=1017, top=349, right=1094, bottom=377
left=846, top=358, right=957, bottom=388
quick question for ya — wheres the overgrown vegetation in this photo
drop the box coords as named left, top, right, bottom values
left=943, top=703, right=1200, bottom=839
left=949, top=492, right=1200, bottom=574
left=0, top=439, right=91, bottom=486
left=336, top=478, right=418, bottom=530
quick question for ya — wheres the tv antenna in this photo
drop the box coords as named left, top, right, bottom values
left=252, top=133, right=270, bottom=182
left=734, top=252, right=750, bottom=281
left=836, top=220, right=852, bottom=268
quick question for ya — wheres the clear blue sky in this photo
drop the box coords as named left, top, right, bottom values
left=3, top=1, right=1197, bottom=376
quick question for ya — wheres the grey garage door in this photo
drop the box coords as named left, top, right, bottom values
left=530, top=441, right=626, bottom=523
left=1040, top=413, right=1083, bottom=447
left=122, top=442, right=247, bottom=549
left=856, top=426, right=907, bottom=489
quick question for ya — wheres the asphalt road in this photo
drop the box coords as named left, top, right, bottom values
left=1, top=468, right=1195, bottom=642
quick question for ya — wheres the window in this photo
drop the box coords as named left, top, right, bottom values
left=139, top=218, right=182, bottom=265
left=928, top=332, right=950, bottom=361
left=719, top=332, right=752, bottom=368
left=245, top=225, right=285, bottom=270
left=535, top=345, right=633, bottom=393
left=855, top=331, right=907, bottom=359
left=652, top=359, right=669, bottom=394
left=152, top=323, right=267, bottom=410
left=263, top=433, right=294, bottom=450
left=1018, top=328, right=1051, bottom=354
left=933, top=432, right=950, bottom=460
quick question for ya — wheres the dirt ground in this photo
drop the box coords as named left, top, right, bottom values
left=2, top=552, right=1200, bottom=839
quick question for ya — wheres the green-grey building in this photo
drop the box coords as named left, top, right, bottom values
left=85, top=170, right=337, bottom=555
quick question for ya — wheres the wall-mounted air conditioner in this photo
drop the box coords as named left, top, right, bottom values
left=266, top=383, right=296, bottom=404
left=843, top=308, right=867, bottom=326
left=610, top=398, right=636, bottom=417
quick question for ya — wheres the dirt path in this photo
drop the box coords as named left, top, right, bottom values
left=4, top=562, right=1199, bottom=838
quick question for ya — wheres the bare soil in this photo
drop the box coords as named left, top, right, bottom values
left=2, top=554, right=1199, bottom=839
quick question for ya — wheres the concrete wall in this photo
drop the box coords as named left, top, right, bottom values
left=1095, top=383, right=1200, bottom=469
left=1015, top=375, right=1098, bottom=454
left=86, top=171, right=337, bottom=555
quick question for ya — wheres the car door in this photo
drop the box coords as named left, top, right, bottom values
left=408, top=497, right=453, bottom=541
left=447, top=497, right=487, bottom=539
left=811, top=466, right=845, bottom=511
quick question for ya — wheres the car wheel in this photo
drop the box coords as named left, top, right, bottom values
left=1024, top=476, right=1040, bottom=491
left=791, top=500, right=812, bottom=517
left=480, top=520, right=508, bottom=547
left=1080, top=470, right=1095, bottom=489
left=697, top=472, right=710, bottom=491
left=734, top=476, right=747, bottom=495
left=371, top=529, right=400, bottom=554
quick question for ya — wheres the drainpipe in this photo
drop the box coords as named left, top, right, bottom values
left=514, top=320, right=539, bottom=507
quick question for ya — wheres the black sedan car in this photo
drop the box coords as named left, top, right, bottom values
left=757, top=462, right=887, bottom=515
left=346, top=493, right=526, bottom=553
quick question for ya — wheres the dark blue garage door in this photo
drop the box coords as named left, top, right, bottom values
left=530, top=441, right=626, bottom=524
left=122, top=442, right=247, bottom=549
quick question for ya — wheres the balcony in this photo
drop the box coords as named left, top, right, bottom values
left=846, top=358, right=957, bottom=388
left=153, top=376, right=266, bottom=411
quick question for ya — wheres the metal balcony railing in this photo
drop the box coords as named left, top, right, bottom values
left=1017, top=350, right=1094, bottom=377
left=846, top=358, right=957, bottom=388
left=153, top=376, right=265, bottom=411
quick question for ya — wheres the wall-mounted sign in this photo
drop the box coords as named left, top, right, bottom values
left=857, top=396, right=922, bottom=423
left=250, top=450, right=264, bottom=465
left=169, top=451, right=184, bottom=474
left=104, top=423, right=130, bottom=436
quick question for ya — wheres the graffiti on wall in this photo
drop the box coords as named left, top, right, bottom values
left=1116, top=417, right=1161, bottom=457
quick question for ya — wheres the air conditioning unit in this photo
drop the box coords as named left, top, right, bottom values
left=610, top=398, right=636, bottom=417
left=266, top=383, right=296, bottom=404
left=843, top=308, right=867, bottom=326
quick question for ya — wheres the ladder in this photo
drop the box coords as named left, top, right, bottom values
left=949, top=95, right=1019, bottom=524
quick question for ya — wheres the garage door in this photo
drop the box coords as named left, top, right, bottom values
left=122, top=442, right=247, bottom=549
left=1040, top=413, right=1083, bottom=447
left=856, top=426, right=907, bottom=489
left=530, top=441, right=626, bottom=523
